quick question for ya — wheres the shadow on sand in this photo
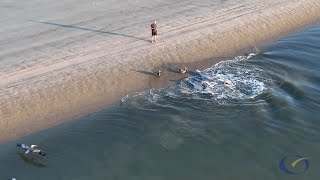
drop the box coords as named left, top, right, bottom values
left=29, top=20, right=150, bottom=42
left=132, top=69, right=158, bottom=77
left=163, top=67, right=180, bottom=73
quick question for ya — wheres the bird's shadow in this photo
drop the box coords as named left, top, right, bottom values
left=163, top=67, right=180, bottom=73
left=132, top=69, right=158, bottom=77
left=187, top=70, right=199, bottom=76
left=18, top=153, right=47, bottom=168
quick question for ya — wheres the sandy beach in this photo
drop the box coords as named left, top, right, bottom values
left=0, top=0, right=319, bottom=143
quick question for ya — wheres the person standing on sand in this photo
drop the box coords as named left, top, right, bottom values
left=151, top=21, right=158, bottom=43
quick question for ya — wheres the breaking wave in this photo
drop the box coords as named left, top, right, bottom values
left=121, top=53, right=275, bottom=106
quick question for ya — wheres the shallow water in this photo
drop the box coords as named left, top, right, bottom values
left=1, top=25, right=320, bottom=179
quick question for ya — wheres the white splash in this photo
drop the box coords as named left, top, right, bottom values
left=122, top=53, right=268, bottom=104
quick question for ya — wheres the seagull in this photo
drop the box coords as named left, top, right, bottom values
left=17, top=143, right=46, bottom=156
left=224, top=79, right=232, bottom=85
left=156, top=70, right=162, bottom=77
left=179, top=67, right=188, bottom=74
left=201, top=81, right=216, bottom=89
left=201, top=82, right=209, bottom=89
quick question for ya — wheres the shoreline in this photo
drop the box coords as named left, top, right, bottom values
left=0, top=0, right=320, bottom=143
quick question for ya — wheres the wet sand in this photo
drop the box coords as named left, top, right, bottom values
left=0, top=0, right=319, bottom=143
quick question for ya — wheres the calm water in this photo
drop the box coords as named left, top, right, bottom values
left=1, top=25, right=320, bottom=180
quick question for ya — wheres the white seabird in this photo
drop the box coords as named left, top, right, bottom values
left=17, top=143, right=46, bottom=156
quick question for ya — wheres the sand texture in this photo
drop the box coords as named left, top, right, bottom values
left=0, top=0, right=320, bottom=142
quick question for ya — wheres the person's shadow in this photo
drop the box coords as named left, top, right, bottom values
left=29, top=20, right=149, bottom=42
left=18, top=153, right=47, bottom=168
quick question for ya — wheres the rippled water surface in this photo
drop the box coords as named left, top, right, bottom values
left=1, top=25, right=320, bottom=179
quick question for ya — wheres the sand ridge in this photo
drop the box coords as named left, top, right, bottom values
left=0, top=0, right=320, bottom=142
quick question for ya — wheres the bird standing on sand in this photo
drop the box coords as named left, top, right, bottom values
left=156, top=70, right=162, bottom=77
left=179, top=67, right=188, bottom=74
left=17, top=143, right=46, bottom=156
